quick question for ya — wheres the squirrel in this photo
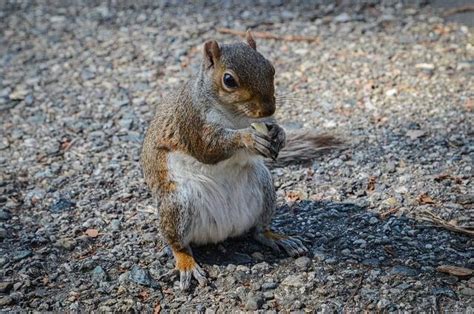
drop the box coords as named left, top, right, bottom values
left=141, top=31, right=338, bottom=290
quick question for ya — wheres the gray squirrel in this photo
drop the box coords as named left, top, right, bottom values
left=141, top=31, right=337, bottom=290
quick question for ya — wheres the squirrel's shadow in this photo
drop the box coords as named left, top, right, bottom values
left=194, top=200, right=472, bottom=272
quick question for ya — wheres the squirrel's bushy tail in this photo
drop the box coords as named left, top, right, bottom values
left=266, top=130, right=342, bottom=168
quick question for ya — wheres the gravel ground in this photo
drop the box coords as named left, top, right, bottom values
left=1, top=0, right=473, bottom=312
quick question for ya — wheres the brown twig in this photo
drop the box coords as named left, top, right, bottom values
left=416, top=209, right=474, bottom=237
left=442, top=4, right=474, bottom=17
left=379, top=207, right=398, bottom=220
left=217, top=28, right=320, bottom=43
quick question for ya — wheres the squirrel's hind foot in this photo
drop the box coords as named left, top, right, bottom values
left=254, top=230, right=308, bottom=257
left=173, top=247, right=207, bottom=291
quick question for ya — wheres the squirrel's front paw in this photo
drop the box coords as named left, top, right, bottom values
left=244, top=123, right=286, bottom=160
left=266, top=123, right=286, bottom=152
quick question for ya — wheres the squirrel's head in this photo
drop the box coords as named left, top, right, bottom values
left=201, top=31, right=276, bottom=118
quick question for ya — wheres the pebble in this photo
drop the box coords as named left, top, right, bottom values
left=369, top=217, right=379, bottom=225
left=281, top=274, right=305, bottom=288
left=263, top=291, right=274, bottom=300
left=111, top=219, right=121, bottom=231
left=294, top=256, right=312, bottom=269
left=0, top=227, right=7, bottom=239
left=92, top=266, right=108, bottom=282
left=129, top=265, right=158, bottom=288
left=334, top=12, right=352, bottom=23
left=460, top=288, right=474, bottom=296
left=353, top=239, right=367, bottom=247
left=377, top=298, right=391, bottom=310
left=390, top=266, right=419, bottom=277
left=341, top=249, right=351, bottom=256
left=50, top=199, right=76, bottom=213
left=261, top=282, right=277, bottom=290
left=13, top=250, right=32, bottom=262
left=245, top=294, right=264, bottom=310
left=251, top=252, right=265, bottom=261
left=0, top=296, right=13, bottom=306
left=0, top=282, right=12, bottom=293
left=0, top=210, right=11, bottom=221
left=55, top=238, right=76, bottom=251
left=432, top=287, right=456, bottom=298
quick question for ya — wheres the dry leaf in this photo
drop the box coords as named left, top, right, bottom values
left=138, top=289, right=150, bottom=301
left=437, top=265, right=473, bottom=278
left=406, top=130, right=426, bottom=140
left=418, top=193, right=435, bottom=205
left=85, top=228, right=99, bottom=238
left=367, top=176, right=376, bottom=192
left=465, top=99, right=473, bottom=112
left=286, top=191, right=302, bottom=202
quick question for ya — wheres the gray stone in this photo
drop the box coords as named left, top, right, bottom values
left=334, top=12, right=351, bottom=23
left=0, top=210, right=11, bottom=221
left=341, top=249, right=351, bottom=256
left=129, top=265, right=158, bottom=288
left=111, top=219, right=121, bottom=231
left=50, top=199, right=75, bottom=213
left=263, top=291, right=274, bottom=300
left=261, top=282, right=277, bottom=290
left=460, top=288, right=474, bottom=297
left=0, top=228, right=7, bottom=239
left=362, top=258, right=381, bottom=267
left=390, top=265, right=419, bottom=277
left=432, top=287, right=456, bottom=298
left=245, top=294, right=264, bottom=310
left=281, top=274, right=305, bottom=288
left=92, top=266, right=108, bottom=282
left=369, top=217, right=379, bottom=225
left=0, top=282, right=12, bottom=293
left=55, top=238, right=76, bottom=251
left=13, top=250, right=32, bottom=262
left=251, top=252, right=265, bottom=261
left=377, top=298, right=391, bottom=310
left=295, top=256, right=312, bottom=269
left=0, top=296, right=13, bottom=306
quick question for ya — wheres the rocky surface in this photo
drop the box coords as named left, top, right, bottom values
left=0, top=0, right=473, bottom=312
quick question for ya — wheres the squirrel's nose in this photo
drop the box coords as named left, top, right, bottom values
left=257, top=96, right=275, bottom=117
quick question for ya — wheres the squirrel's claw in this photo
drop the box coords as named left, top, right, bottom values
left=278, top=237, right=308, bottom=257
left=252, top=132, right=279, bottom=160
left=253, top=232, right=281, bottom=253
left=179, top=264, right=207, bottom=291
left=192, top=264, right=207, bottom=286
left=173, top=247, right=208, bottom=291
left=254, top=230, right=308, bottom=257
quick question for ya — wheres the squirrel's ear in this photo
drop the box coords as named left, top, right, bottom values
left=203, top=40, right=220, bottom=68
left=246, top=30, right=256, bottom=50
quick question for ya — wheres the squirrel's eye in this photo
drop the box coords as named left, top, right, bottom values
left=223, top=73, right=238, bottom=89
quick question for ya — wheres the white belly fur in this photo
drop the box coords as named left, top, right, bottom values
left=167, top=150, right=269, bottom=245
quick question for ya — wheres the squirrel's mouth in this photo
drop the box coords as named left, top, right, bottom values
left=239, top=103, right=275, bottom=118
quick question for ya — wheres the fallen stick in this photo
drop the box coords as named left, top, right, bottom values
left=442, top=4, right=474, bottom=17
left=217, top=28, right=319, bottom=43
left=416, top=209, right=474, bottom=237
